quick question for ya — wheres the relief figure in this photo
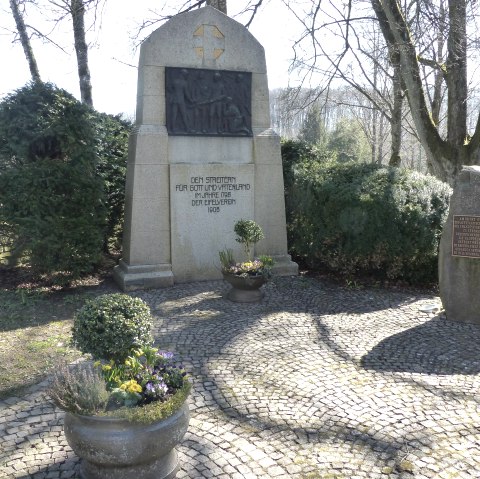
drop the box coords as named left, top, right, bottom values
left=170, top=69, right=193, bottom=133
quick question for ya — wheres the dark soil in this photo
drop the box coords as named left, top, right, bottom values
left=0, top=254, right=120, bottom=293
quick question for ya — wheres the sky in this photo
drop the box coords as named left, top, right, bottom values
left=0, top=0, right=304, bottom=118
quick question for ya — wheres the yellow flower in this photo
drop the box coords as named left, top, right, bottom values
left=93, top=360, right=101, bottom=368
left=102, top=365, right=112, bottom=371
left=120, top=379, right=142, bottom=394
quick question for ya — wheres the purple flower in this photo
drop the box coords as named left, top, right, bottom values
left=145, top=380, right=168, bottom=398
left=145, top=383, right=155, bottom=393
left=157, top=351, right=174, bottom=360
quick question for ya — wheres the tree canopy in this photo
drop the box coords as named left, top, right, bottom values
left=288, top=0, right=480, bottom=184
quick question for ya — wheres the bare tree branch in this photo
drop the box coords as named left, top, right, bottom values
left=9, top=0, right=41, bottom=82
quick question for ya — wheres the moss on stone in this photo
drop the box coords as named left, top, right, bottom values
left=104, top=381, right=191, bottom=424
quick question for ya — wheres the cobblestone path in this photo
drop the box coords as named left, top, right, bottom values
left=1, top=276, right=480, bottom=478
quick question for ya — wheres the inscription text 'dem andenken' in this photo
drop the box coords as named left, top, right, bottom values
left=452, top=215, right=480, bottom=258
left=175, top=176, right=251, bottom=214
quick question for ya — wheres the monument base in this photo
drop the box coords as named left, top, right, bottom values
left=440, top=259, right=480, bottom=324
left=271, top=254, right=299, bottom=277
left=113, top=255, right=297, bottom=291
left=113, top=260, right=174, bottom=291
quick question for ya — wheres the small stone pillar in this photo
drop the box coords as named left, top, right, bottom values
left=439, top=166, right=480, bottom=324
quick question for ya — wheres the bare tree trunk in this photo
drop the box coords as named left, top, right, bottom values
left=9, top=0, right=41, bottom=83
left=206, top=0, right=227, bottom=14
left=446, top=0, right=467, bottom=147
left=378, top=113, right=385, bottom=163
left=371, top=0, right=464, bottom=184
left=71, top=0, right=93, bottom=106
left=389, top=52, right=403, bottom=167
left=371, top=108, right=378, bottom=163
left=371, top=31, right=379, bottom=163
left=431, top=0, right=446, bottom=125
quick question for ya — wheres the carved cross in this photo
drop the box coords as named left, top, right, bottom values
left=193, top=24, right=225, bottom=60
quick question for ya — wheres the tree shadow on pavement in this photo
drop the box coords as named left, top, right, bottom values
left=361, top=316, right=480, bottom=375
left=16, top=456, right=80, bottom=479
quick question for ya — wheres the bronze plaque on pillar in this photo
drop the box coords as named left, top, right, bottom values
left=165, top=67, right=252, bottom=137
left=452, top=215, right=480, bottom=258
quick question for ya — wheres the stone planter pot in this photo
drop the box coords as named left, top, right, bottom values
left=64, top=402, right=190, bottom=479
left=222, top=272, right=266, bottom=302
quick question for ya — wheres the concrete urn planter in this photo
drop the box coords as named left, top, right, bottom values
left=222, top=272, right=266, bottom=302
left=64, top=402, right=190, bottom=479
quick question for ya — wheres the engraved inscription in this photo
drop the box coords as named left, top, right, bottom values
left=452, top=215, right=480, bottom=258
left=175, top=176, right=251, bottom=213
left=165, top=67, right=252, bottom=137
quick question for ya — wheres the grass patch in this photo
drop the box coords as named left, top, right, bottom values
left=0, top=287, right=106, bottom=399
left=0, top=321, right=83, bottom=399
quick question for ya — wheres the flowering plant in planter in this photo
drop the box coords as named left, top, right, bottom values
left=49, top=293, right=190, bottom=421
left=97, top=346, right=188, bottom=418
left=47, top=293, right=191, bottom=479
left=219, top=219, right=274, bottom=279
left=219, top=249, right=274, bottom=279
left=219, top=220, right=274, bottom=303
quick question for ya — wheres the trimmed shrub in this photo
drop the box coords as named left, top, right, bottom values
left=72, top=293, right=154, bottom=362
left=93, top=113, right=131, bottom=252
left=234, top=219, right=264, bottom=260
left=281, top=139, right=335, bottom=245
left=287, top=160, right=451, bottom=283
left=0, top=82, right=106, bottom=281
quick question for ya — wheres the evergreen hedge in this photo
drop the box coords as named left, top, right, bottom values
left=93, top=112, right=130, bottom=251
left=284, top=145, right=451, bottom=283
left=0, top=82, right=130, bottom=282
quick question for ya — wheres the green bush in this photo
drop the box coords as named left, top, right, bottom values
left=281, top=139, right=335, bottom=236
left=93, top=113, right=131, bottom=252
left=72, top=293, right=154, bottom=362
left=287, top=160, right=451, bottom=283
left=0, top=82, right=106, bottom=281
left=0, top=82, right=131, bottom=280
left=281, top=139, right=333, bottom=192
left=326, top=117, right=371, bottom=163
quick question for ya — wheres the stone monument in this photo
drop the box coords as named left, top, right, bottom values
left=114, top=6, right=298, bottom=290
left=439, top=166, right=480, bottom=324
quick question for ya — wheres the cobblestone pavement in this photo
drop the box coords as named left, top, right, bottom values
left=2, top=276, right=480, bottom=479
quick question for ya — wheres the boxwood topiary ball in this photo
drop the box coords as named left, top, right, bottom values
left=72, top=293, right=153, bottom=362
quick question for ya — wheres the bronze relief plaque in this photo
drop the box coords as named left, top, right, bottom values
left=165, top=67, right=252, bottom=137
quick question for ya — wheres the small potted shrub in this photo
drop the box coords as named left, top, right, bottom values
left=219, top=219, right=274, bottom=302
left=48, top=293, right=191, bottom=479
left=72, top=293, right=153, bottom=362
